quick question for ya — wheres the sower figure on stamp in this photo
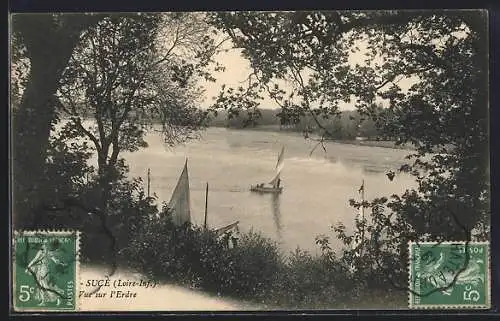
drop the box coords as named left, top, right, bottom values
left=25, top=241, right=67, bottom=306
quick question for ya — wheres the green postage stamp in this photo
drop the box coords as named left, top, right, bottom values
left=13, top=230, right=80, bottom=311
left=408, top=241, right=490, bottom=309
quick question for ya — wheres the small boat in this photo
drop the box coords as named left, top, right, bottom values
left=214, top=220, right=240, bottom=237
left=250, top=146, right=285, bottom=194
left=250, top=185, right=283, bottom=193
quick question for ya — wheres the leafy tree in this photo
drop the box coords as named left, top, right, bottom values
left=209, top=10, right=489, bottom=287
left=54, top=13, right=218, bottom=213
left=11, top=12, right=227, bottom=228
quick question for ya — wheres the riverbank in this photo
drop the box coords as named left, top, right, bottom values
left=327, top=138, right=415, bottom=151
left=218, top=125, right=415, bottom=151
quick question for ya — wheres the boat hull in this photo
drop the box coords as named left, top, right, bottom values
left=250, top=185, right=283, bottom=194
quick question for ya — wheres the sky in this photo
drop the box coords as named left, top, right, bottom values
left=198, top=38, right=418, bottom=111
left=200, top=48, right=259, bottom=108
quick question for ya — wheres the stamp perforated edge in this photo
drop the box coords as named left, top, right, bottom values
left=12, top=229, right=81, bottom=312
left=408, top=241, right=491, bottom=310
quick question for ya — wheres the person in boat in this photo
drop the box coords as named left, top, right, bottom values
left=222, top=231, right=238, bottom=249
left=276, top=179, right=281, bottom=188
left=230, top=235, right=238, bottom=248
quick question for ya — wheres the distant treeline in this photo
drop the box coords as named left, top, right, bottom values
left=71, top=105, right=386, bottom=141
left=207, top=108, right=384, bottom=140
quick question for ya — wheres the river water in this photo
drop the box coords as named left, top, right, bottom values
left=118, top=127, right=417, bottom=255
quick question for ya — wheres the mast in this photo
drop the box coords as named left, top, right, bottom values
left=204, top=182, right=208, bottom=230
left=147, top=168, right=151, bottom=198
left=360, top=179, right=365, bottom=220
left=360, top=179, right=365, bottom=254
left=357, top=179, right=365, bottom=257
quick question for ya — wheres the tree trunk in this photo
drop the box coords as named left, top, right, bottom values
left=11, top=15, right=99, bottom=228
left=97, top=153, right=113, bottom=213
left=12, top=52, right=77, bottom=228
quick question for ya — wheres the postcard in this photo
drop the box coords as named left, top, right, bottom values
left=10, top=10, right=491, bottom=312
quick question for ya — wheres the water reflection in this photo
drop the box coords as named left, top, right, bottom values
left=271, top=193, right=283, bottom=240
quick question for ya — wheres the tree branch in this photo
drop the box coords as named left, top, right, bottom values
left=53, top=97, right=102, bottom=154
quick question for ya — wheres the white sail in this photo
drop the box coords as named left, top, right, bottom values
left=268, top=146, right=285, bottom=186
left=168, top=159, right=191, bottom=226
left=275, top=146, right=285, bottom=172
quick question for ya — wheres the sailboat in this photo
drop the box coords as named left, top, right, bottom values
left=168, top=159, right=191, bottom=226
left=214, top=220, right=240, bottom=237
left=168, top=162, right=239, bottom=245
left=250, top=146, right=285, bottom=194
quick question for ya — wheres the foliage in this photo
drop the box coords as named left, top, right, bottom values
left=223, top=230, right=283, bottom=301
left=122, top=212, right=407, bottom=308
left=12, top=13, right=223, bottom=228
left=10, top=32, right=29, bottom=109
left=45, top=13, right=223, bottom=231
left=31, top=121, right=96, bottom=229
left=31, top=117, right=157, bottom=263
left=79, top=164, right=158, bottom=263
left=273, top=248, right=345, bottom=308
left=122, top=207, right=230, bottom=288
left=57, top=14, right=208, bottom=170
left=123, top=213, right=281, bottom=299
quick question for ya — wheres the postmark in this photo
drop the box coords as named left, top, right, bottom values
left=13, top=230, right=80, bottom=311
left=408, top=241, right=490, bottom=309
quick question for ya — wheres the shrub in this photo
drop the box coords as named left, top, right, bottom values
left=220, top=230, right=283, bottom=302
left=120, top=212, right=402, bottom=309
left=32, top=128, right=157, bottom=265
left=121, top=206, right=229, bottom=289
left=122, top=215, right=284, bottom=300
